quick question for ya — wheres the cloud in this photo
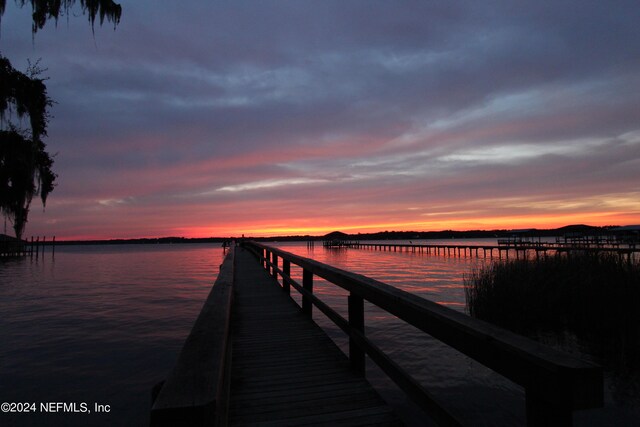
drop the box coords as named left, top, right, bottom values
left=2, top=0, right=640, bottom=238
left=213, top=177, right=329, bottom=193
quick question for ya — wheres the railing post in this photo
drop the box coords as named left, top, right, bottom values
left=262, top=249, right=267, bottom=269
left=282, top=260, right=291, bottom=295
left=526, top=392, right=572, bottom=427
left=348, top=293, right=365, bottom=376
left=272, top=252, right=278, bottom=279
left=302, top=269, right=313, bottom=317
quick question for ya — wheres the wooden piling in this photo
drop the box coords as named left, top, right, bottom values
left=348, top=293, right=365, bottom=376
left=302, top=269, right=313, bottom=317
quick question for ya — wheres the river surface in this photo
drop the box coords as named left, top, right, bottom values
left=0, top=240, right=637, bottom=425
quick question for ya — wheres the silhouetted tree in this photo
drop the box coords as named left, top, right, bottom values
left=0, top=0, right=121, bottom=239
left=0, top=56, right=55, bottom=239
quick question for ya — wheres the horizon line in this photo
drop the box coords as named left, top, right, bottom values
left=28, top=223, right=639, bottom=244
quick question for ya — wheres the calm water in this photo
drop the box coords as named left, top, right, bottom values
left=1, top=240, right=637, bottom=425
left=0, top=244, right=224, bottom=426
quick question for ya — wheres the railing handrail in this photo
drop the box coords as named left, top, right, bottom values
left=245, top=241, right=603, bottom=426
left=151, top=244, right=235, bottom=427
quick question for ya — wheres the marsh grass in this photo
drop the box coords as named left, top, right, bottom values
left=464, top=252, right=640, bottom=402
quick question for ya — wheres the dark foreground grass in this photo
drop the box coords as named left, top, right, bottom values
left=464, top=252, right=640, bottom=403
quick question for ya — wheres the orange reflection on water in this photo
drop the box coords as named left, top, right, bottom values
left=272, top=240, right=486, bottom=314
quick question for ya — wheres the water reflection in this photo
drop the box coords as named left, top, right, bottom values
left=0, top=244, right=224, bottom=426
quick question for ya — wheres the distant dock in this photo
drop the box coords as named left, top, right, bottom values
left=323, top=240, right=640, bottom=260
left=0, top=234, right=54, bottom=258
left=151, top=242, right=603, bottom=426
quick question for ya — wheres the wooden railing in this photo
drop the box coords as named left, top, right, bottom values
left=150, top=245, right=235, bottom=427
left=243, top=241, right=603, bottom=426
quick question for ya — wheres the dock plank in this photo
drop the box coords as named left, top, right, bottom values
left=229, top=247, right=401, bottom=426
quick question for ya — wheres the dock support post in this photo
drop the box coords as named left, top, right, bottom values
left=302, top=269, right=313, bottom=317
left=282, top=260, right=291, bottom=295
left=272, top=253, right=278, bottom=279
left=348, top=293, right=365, bottom=376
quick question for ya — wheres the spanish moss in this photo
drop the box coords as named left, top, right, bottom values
left=0, top=0, right=122, bottom=34
left=0, top=54, right=56, bottom=240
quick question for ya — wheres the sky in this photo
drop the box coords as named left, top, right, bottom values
left=2, top=1, right=640, bottom=239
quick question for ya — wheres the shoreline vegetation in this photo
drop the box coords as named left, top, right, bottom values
left=464, top=252, right=640, bottom=404
left=29, top=223, right=629, bottom=245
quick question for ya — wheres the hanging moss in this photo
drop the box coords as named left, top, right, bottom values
left=0, top=54, right=56, bottom=239
left=0, top=1, right=122, bottom=34
left=0, top=1, right=121, bottom=239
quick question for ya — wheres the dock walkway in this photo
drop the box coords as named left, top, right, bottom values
left=151, top=246, right=400, bottom=426
left=229, top=247, right=400, bottom=426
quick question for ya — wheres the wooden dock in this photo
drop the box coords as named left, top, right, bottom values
left=328, top=241, right=640, bottom=260
left=151, top=242, right=604, bottom=426
left=0, top=234, right=27, bottom=257
left=151, top=245, right=401, bottom=426
left=228, top=246, right=400, bottom=426
left=0, top=234, right=55, bottom=258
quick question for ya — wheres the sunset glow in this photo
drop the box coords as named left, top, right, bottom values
left=3, top=2, right=640, bottom=240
